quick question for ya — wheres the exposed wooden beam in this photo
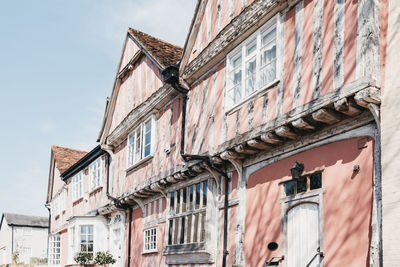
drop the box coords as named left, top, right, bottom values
left=247, top=139, right=273, bottom=150
left=291, top=118, right=316, bottom=130
left=334, top=97, right=363, bottom=116
left=312, top=108, right=341, bottom=124
left=275, top=126, right=298, bottom=140
left=354, top=87, right=381, bottom=108
left=260, top=132, right=283, bottom=144
left=191, top=165, right=204, bottom=173
left=220, top=150, right=245, bottom=160
left=234, top=144, right=259, bottom=154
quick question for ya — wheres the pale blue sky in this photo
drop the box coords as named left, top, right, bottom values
left=0, top=0, right=196, bottom=217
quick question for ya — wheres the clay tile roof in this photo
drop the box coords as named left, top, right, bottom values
left=51, top=145, right=88, bottom=174
left=128, top=28, right=183, bottom=68
left=2, top=213, right=48, bottom=228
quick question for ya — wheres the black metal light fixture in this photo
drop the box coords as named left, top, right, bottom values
left=291, top=161, right=304, bottom=179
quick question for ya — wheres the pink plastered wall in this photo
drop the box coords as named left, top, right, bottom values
left=110, top=96, right=183, bottom=199
left=110, top=53, right=163, bottom=133
left=184, top=0, right=387, bottom=155
left=245, top=137, right=374, bottom=266
left=128, top=199, right=166, bottom=267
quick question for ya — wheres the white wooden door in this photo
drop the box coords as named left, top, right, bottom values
left=287, top=203, right=320, bottom=267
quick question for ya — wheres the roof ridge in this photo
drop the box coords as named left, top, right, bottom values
left=128, top=27, right=183, bottom=49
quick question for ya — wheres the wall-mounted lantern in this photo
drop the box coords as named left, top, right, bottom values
left=290, top=161, right=304, bottom=180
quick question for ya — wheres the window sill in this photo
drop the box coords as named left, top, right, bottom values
left=163, top=244, right=213, bottom=264
left=142, top=249, right=158, bottom=255
left=89, top=186, right=103, bottom=195
left=126, top=155, right=153, bottom=173
left=225, top=79, right=280, bottom=115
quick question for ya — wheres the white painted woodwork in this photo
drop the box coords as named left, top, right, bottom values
left=287, top=203, right=319, bottom=267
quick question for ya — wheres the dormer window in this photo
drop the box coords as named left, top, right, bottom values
left=127, top=116, right=155, bottom=167
left=226, top=15, right=280, bottom=108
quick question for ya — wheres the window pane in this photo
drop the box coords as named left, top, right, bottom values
left=168, top=219, right=173, bottom=245
left=203, top=181, right=208, bottom=207
left=310, top=173, right=322, bottom=190
left=246, top=40, right=256, bottom=56
left=180, top=217, right=185, bottom=244
left=189, top=186, right=194, bottom=210
left=246, top=58, right=256, bottom=95
left=173, top=218, right=179, bottom=244
left=187, top=215, right=192, bottom=243
left=182, top=188, right=187, bottom=212
left=135, top=128, right=142, bottom=161
left=285, top=181, right=295, bottom=196
left=144, top=120, right=152, bottom=157
left=200, top=211, right=206, bottom=242
left=170, top=192, right=175, bottom=213
left=231, top=55, right=242, bottom=69
left=262, top=27, right=276, bottom=46
left=193, top=213, right=199, bottom=243
left=195, top=183, right=201, bottom=209
left=297, top=177, right=307, bottom=193
left=176, top=190, right=181, bottom=214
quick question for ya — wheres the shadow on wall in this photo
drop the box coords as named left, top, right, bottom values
left=244, top=137, right=374, bottom=266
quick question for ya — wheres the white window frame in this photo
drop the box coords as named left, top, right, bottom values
left=143, top=227, right=157, bottom=253
left=225, top=14, right=282, bottom=110
left=89, top=157, right=102, bottom=191
left=79, top=225, right=94, bottom=255
left=72, top=171, right=84, bottom=201
left=127, top=116, right=155, bottom=168
left=48, top=234, right=61, bottom=266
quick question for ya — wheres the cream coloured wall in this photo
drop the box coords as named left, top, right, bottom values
left=382, top=0, right=400, bottom=265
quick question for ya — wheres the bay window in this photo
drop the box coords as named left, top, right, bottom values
left=226, top=16, right=279, bottom=108
left=127, top=117, right=154, bottom=167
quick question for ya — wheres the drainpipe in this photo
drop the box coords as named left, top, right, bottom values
left=104, top=151, right=132, bottom=267
left=163, top=66, right=230, bottom=267
left=44, top=203, right=51, bottom=261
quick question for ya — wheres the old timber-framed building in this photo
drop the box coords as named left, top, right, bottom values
left=46, top=0, right=395, bottom=266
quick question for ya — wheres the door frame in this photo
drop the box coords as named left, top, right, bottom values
left=281, top=189, right=325, bottom=267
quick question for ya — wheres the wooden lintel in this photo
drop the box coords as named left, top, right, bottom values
left=291, top=118, right=316, bottom=130
left=312, top=108, right=341, bottom=124
left=260, top=132, right=283, bottom=144
left=354, top=87, right=381, bottom=108
left=275, top=126, right=298, bottom=140
left=220, top=150, right=245, bottom=160
left=247, top=139, right=272, bottom=150
left=334, top=98, right=363, bottom=116
left=234, top=144, right=259, bottom=154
